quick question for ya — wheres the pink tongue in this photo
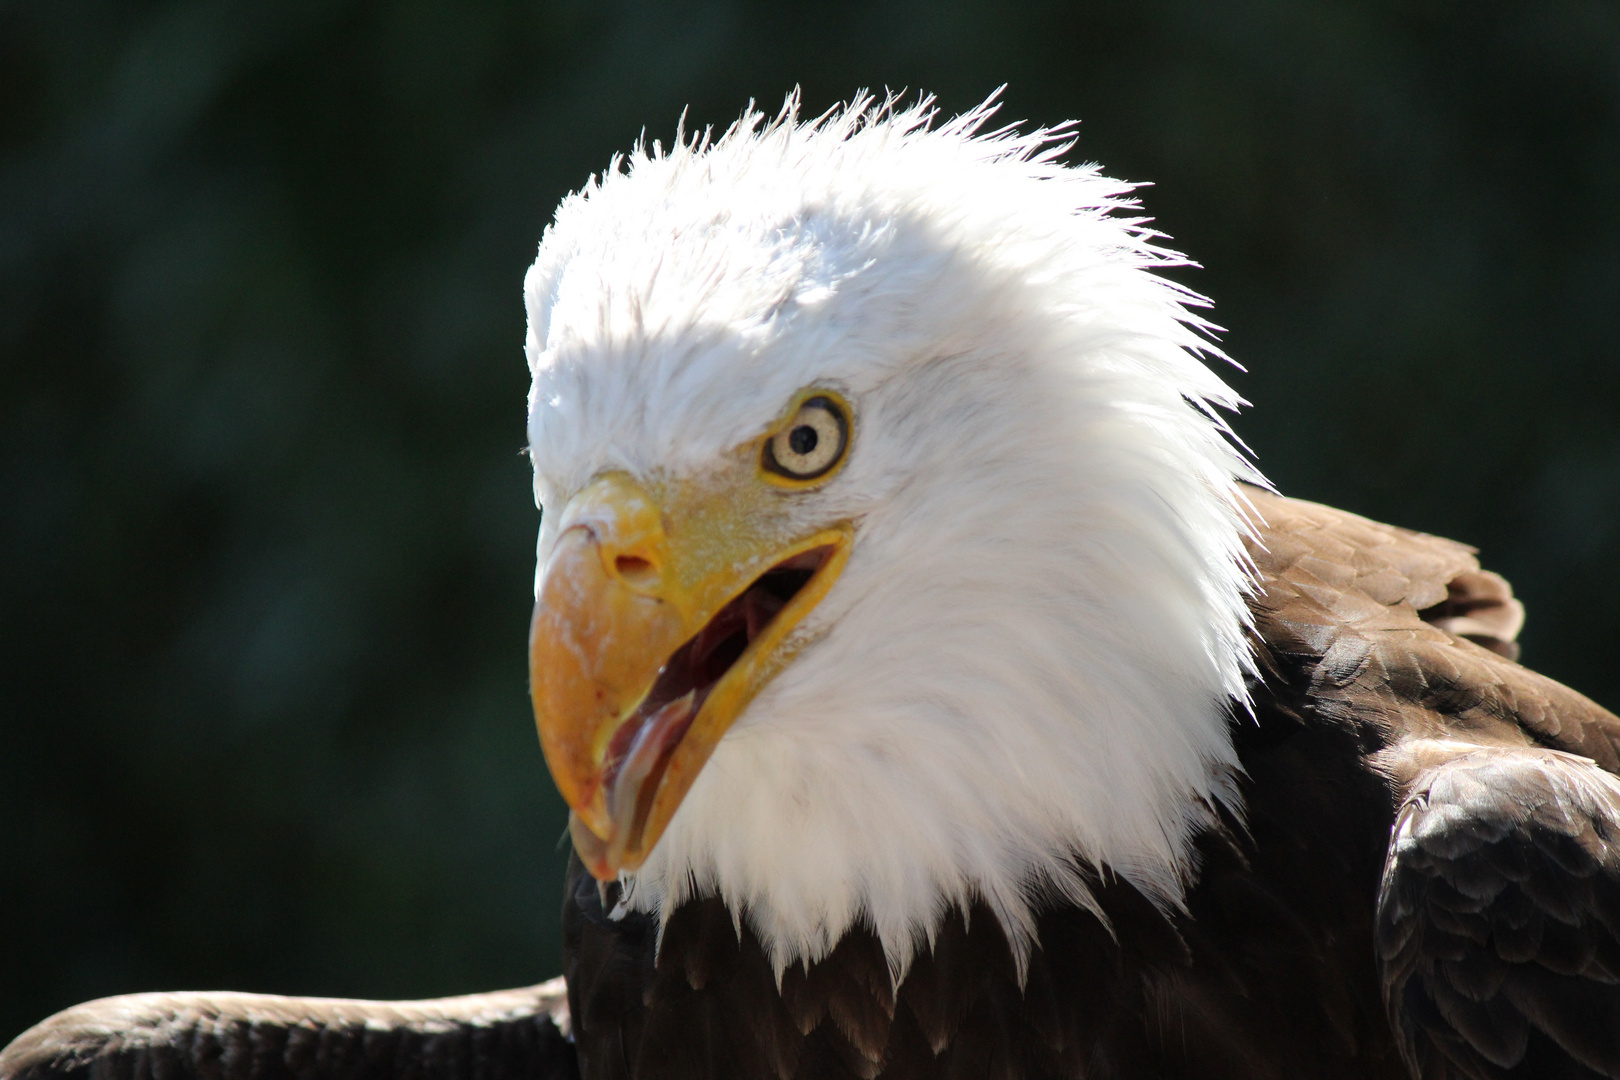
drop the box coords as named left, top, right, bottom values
left=606, top=690, right=697, bottom=846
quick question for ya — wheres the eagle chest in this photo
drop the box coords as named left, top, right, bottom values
left=561, top=681, right=1412, bottom=1080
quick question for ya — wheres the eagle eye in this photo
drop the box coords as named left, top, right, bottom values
left=763, top=395, right=849, bottom=483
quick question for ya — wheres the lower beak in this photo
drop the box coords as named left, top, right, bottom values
left=529, top=472, right=850, bottom=879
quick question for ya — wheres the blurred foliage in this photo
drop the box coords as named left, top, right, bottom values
left=2, top=0, right=1618, bottom=1044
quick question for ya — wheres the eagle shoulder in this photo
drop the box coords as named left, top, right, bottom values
left=1249, top=490, right=1620, bottom=1077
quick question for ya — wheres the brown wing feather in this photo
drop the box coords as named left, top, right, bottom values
left=0, top=982, right=576, bottom=1080
left=1376, top=746, right=1620, bottom=1079
left=1248, top=489, right=1620, bottom=1078
left=1246, top=488, right=1620, bottom=769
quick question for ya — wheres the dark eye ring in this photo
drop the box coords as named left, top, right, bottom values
left=763, top=396, right=848, bottom=481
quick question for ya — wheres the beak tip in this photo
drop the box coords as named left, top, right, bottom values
left=569, top=810, right=620, bottom=881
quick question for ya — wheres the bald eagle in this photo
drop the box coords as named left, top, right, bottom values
left=7, top=93, right=1620, bottom=1080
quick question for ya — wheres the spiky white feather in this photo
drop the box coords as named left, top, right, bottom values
left=524, top=91, right=1264, bottom=981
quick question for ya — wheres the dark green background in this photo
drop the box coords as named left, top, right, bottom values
left=3, top=0, right=1618, bottom=1044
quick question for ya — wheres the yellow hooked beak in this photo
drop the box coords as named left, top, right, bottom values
left=530, top=471, right=851, bottom=880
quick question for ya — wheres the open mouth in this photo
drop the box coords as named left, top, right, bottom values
left=599, top=545, right=835, bottom=845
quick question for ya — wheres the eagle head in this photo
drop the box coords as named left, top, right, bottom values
left=523, top=93, right=1260, bottom=977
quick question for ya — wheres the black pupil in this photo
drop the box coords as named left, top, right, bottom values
left=788, top=424, right=818, bottom=455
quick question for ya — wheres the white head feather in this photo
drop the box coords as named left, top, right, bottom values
left=524, top=92, right=1263, bottom=982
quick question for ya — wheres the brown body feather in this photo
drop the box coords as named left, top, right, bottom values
left=7, top=492, right=1620, bottom=1080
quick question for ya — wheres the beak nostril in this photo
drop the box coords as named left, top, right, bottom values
left=615, top=554, right=658, bottom=586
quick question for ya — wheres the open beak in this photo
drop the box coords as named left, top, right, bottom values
left=530, top=472, right=850, bottom=880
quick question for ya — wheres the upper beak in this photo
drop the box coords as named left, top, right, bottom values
left=530, top=472, right=849, bottom=880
